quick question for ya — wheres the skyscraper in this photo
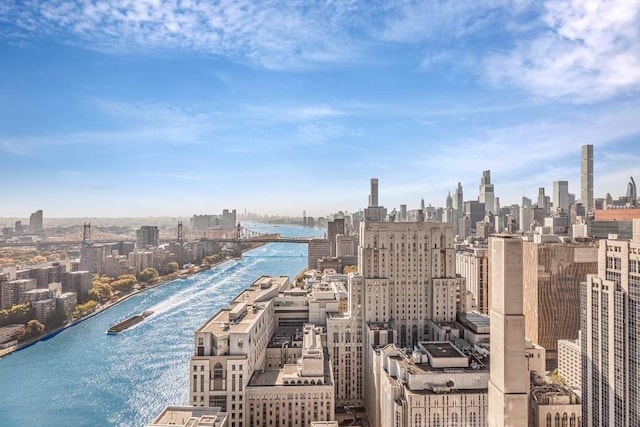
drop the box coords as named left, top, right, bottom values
left=364, top=178, right=387, bottom=222
left=479, top=170, right=496, bottom=214
left=627, top=176, right=637, bottom=206
left=581, top=220, right=640, bottom=426
left=553, top=181, right=569, bottom=214
left=327, top=218, right=345, bottom=257
left=581, top=144, right=594, bottom=213
left=29, top=209, right=43, bottom=233
left=369, top=178, right=378, bottom=207
left=488, top=236, right=529, bottom=427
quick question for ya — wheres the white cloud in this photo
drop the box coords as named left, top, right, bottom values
left=0, top=0, right=365, bottom=69
left=486, top=0, right=640, bottom=102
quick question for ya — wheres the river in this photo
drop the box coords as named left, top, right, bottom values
left=0, top=222, right=324, bottom=426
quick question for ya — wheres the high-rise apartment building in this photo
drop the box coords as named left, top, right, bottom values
left=29, top=209, right=43, bottom=233
left=488, top=236, right=529, bottom=427
left=553, top=181, right=569, bottom=214
left=522, top=241, right=597, bottom=366
left=580, top=145, right=594, bottom=213
left=327, top=219, right=345, bottom=258
left=581, top=221, right=640, bottom=426
left=222, top=209, right=237, bottom=231
left=364, top=178, right=387, bottom=222
left=0, top=279, right=36, bottom=309
left=456, top=245, right=489, bottom=314
left=136, top=226, right=160, bottom=248
left=308, top=239, right=330, bottom=270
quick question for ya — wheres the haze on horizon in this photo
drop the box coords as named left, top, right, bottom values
left=1, top=0, right=639, bottom=218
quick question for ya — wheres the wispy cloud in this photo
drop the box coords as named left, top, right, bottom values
left=0, top=0, right=367, bottom=69
left=485, top=0, right=640, bottom=103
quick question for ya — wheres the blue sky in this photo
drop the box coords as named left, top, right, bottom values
left=1, top=0, right=639, bottom=217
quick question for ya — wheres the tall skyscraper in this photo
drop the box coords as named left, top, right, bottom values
left=29, top=209, right=43, bottom=233
left=581, top=144, right=594, bottom=213
left=327, top=218, right=345, bottom=257
left=369, top=178, right=378, bottom=207
left=553, top=181, right=569, bottom=214
left=488, top=236, right=528, bottom=427
left=537, top=187, right=547, bottom=215
left=627, top=176, right=637, bottom=206
left=581, top=220, right=640, bottom=426
left=364, top=178, right=387, bottom=222
left=479, top=170, right=496, bottom=214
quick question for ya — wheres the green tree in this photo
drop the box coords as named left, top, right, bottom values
left=73, top=300, right=98, bottom=317
left=45, top=306, right=67, bottom=329
left=138, top=268, right=159, bottom=282
left=162, top=262, right=180, bottom=275
left=110, top=275, right=137, bottom=293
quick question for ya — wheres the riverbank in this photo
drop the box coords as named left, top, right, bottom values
left=0, top=242, right=266, bottom=359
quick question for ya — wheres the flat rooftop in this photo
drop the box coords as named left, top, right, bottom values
left=148, top=406, right=227, bottom=427
left=197, top=276, right=286, bottom=336
left=422, top=342, right=465, bottom=358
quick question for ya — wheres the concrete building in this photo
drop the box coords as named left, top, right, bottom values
left=246, top=323, right=335, bottom=427
left=308, top=239, right=330, bottom=270
left=137, top=226, right=160, bottom=248
left=21, top=288, right=53, bottom=304
left=529, top=384, right=581, bottom=427
left=581, top=144, right=594, bottom=214
left=522, top=241, right=598, bottom=367
left=29, top=209, right=43, bottom=233
left=316, top=257, right=342, bottom=274
left=359, top=221, right=465, bottom=347
left=335, top=234, right=357, bottom=267
left=147, top=406, right=228, bottom=427
left=80, top=244, right=104, bottom=274
left=456, top=245, right=489, bottom=315
left=189, top=276, right=333, bottom=427
left=465, top=201, right=486, bottom=232
left=222, top=209, right=237, bottom=231
left=61, top=271, right=92, bottom=303
left=1, top=279, right=36, bottom=309
left=581, top=221, right=640, bottom=426
left=327, top=219, right=345, bottom=258
left=553, top=181, right=569, bottom=214
left=557, top=335, right=581, bottom=389
left=488, top=236, right=529, bottom=427
left=56, top=292, right=77, bottom=321
left=33, top=298, right=56, bottom=323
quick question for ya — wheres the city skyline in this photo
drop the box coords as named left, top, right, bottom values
left=1, top=1, right=639, bottom=217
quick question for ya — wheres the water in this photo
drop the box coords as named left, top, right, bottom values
left=0, top=223, right=324, bottom=426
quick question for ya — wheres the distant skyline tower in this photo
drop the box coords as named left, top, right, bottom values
left=29, top=209, right=43, bottom=233
left=446, top=191, right=453, bottom=209
left=488, top=236, right=528, bottom=426
left=537, top=187, right=548, bottom=215
left=369, top=178, right=379, bottom=207
left=454, top=182, right=463, bottom=216
left=581, top=144, right=594, bottom=213
left=553, top=181, right=569, bottom=214
left=627, top=176, right=637, bottom=206
left=479, top=170, right=496, bottom=214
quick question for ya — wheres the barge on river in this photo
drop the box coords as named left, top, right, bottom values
left=107, top=310, right=154, bottom=334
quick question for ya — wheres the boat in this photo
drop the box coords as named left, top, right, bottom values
left=107, top=310, right=154, bottom=334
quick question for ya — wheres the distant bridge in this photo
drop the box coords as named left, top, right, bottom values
left=0, top=225, right=318, bottom=248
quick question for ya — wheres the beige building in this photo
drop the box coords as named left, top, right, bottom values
left=33, top=298, right=56, bottom=323
left=1, top=279, right=36, bottom=309
left=488, top=236, right=529, bottom=427
left=372, top=342, right=489, bottom=427
left=456, top=245, right=489, bottom=314
left=529, top=384, right=581, bottom=427
left=557, top=335, right=581, bottom=389
left=147, top=406, right=228, bottom=427
left=581, top=222, right=640, bottom=426
left=522, top=241, right=597, bottom=366
left=246, top=324, right=335, bottom=426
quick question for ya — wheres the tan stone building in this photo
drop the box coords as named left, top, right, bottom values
left=529, top=384, right=581, bottom=427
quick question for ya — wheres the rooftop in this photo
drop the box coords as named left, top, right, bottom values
left=422, top=342, right=465, bottom=359
left=148, top=406, right=227, bottom=427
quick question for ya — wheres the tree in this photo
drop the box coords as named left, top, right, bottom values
left=17, top=319, right=45, bottom=341
left=73, top=300, right=98, bottom=317
left=162, top=262, right=179, bottom=275
left=138, top=268, right=159, bottom=282
left=294, top=269, right=309, bottom=284
left=343, top=265, right=358, bottom=274
left=89, top=282, right=113, bottom=303
left=110, top=275, right=137, bottom=293
left=45, top=306, right=67, bottom=329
